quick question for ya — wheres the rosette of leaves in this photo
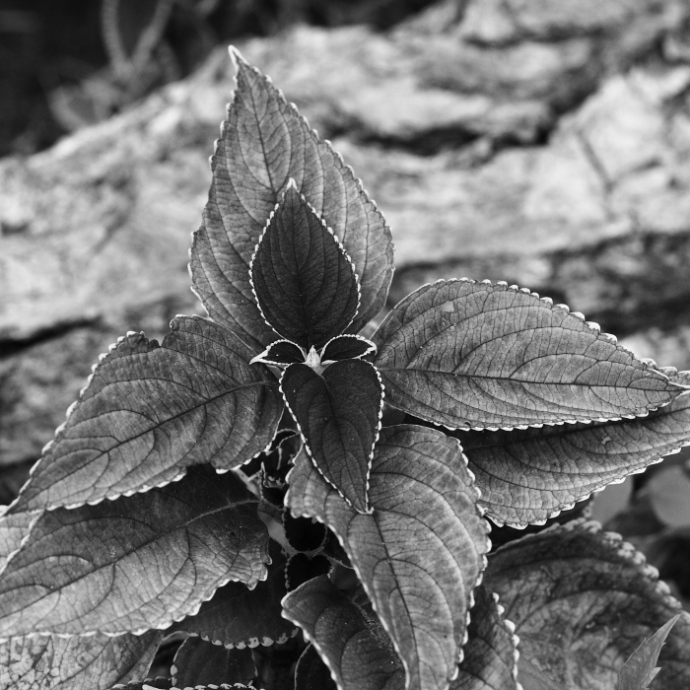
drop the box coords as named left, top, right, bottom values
left=1, top=49, right=690, bottom=690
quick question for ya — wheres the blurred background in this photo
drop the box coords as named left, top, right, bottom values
left=1, top=0, right=690, bottom=607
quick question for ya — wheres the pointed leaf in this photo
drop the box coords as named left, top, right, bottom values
left=373, top=280, right=680, bottom=429
left=0, top=509, right=39, bottom=570
left=0, top=630, right=162, bottom=690
left=11, top=316, right=283, bottom=513
left=0, top=466, right=268, bottom=636
left=286, top=425, right=491, bottom=690
left=485, top=521, right=690, bottom=690
left=460, top=389, right=690, bottom=526
left=190, top=49, right=394, bottom=349
left=251, top=186, right=360, bottom=349
left=451, top=585, right=520, bottom=690
left=295, top=645, right=338, bottom=690
left=281, top=360, right=383, bottom=513
left=283, top=575, right=406, bottom=690
left=172, top=637, right=256, bottom=688
left=251, top=339, right=305, bottom=366
left=172, top=540, right=296, bottom=648
left=322, top=335, right=377, bottom=363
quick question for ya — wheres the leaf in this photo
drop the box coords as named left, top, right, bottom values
left=459, top=390, right=690, bottom=526
left=190, top=49, right=394, bottom=350
left=0, top=630, right=163, bottom=690
left=0, top=509, right=39, bottom=570
left=373, top=280, right=681, bottom=430
left=295, top=644, right=338, bottom=690
left=283, top=575, right=406, bottom=690
left=172, top=539, right=296, bottom=648
left=450, top=584, right=520, bottom=690
left=322, top=335, right=377, bottom=363
left=617, top=615, right=682, bottom=690
left=11, top=316, right=283, bottom=513
left=485, top=520, right=690, bottom=690
left=250, top=184, right=360, bottom=349
left=283, top=512, right=328, bottom=553
left=251, top=339, right=305, bottom=366
left=281, top=360, right=383, bottom=513
left=0, top=466, right=268, bottom=636
left=172, top=637, right=256, bottom=688
left=286, top=425, right=490, bottom=690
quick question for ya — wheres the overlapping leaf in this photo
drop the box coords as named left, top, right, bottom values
left=250, top=185, right=360, bottom=349
left=172, top=637, right=256, bottom=688
left=11, top=316, right=283, bottom=513
left=295, top=645, right=338, bottom=690
left=485, top=521, right=690, bottom=690
left=0, top=631, right=162, bottom=690
left=373, top=280, right=681, bottom=429
left=0, top=509, right=39, bottom=570
left=283, top=575, right=406, bottom=690
left=0, top=466, right=268, bottom=636
left=287, top=425, right=490, bottom=690
left=190, top=49, right=394, bottom=349
left=281, top=360, right=383, bottom=513
left=459, top=389, right=690, bottom=526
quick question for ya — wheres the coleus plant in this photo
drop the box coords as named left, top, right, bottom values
left=1, top=49, right=690, bottom=690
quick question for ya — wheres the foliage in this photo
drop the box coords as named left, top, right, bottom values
left=1, top=48, right=690, bottom=690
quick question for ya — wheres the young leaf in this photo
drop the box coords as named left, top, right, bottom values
left=617, top=615, right=682, bottom=690
left=11, top=316, right=283, bottom=513
left=295, top=644, right=338, bottom=690
left=172, top=637, right=256, bottom=688
left=373, top=280, right=681, bottom=429
left=0, top=466, right=268, bottom=636
left=190, top=50, right=393, bottom=349
left=485, top=521, right=690, bottom=690
left=321, top=335, right=377, bottom=363
left=251, top=339, right=305, bottom=366
left=0, top=630, right=162, bottom=690
left=287, top=425, right=490, bottom=690
left=281, top=360, right=383, bottom=513
left=250, top=185, right=360, bottom=349
left=459, top=389, right=690, bottom=526
left=282, top=575, right=406, bottom=690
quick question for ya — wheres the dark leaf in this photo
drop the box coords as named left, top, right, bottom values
left=251, top=339, right=305, bottom=366
left=250, top=185, right=360, bottom=349
left=0, top=466, right=268, bottom=636
left=285, top=553, right=332, bottom=591
left=281, top=360, right=383, bottom=513
left=190, top=49, right=394, bottom=349
left=11, top=316, right=283, bottom=513
left=172, top=637, right=256, bottom=687
left=373, top=280, right=681, bottom=429
left=109, top=677, right=172, bottom=690
left=322, top=335, right=377, bottom=363
left=287, top=425, right=490, bottom=690
left=284, top=512, right=328, bottom=553
left=295, top=644, right=338, bottom=690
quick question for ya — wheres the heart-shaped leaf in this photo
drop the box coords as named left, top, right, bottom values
left=10, top=316, right=283, bottom=513
left=281, top=360, right=383, bottom=513
left=172, top=637, right=256, bottom=688
left=0, top=630, right=163, bottom=690
left=190, top=49, right=394, bottom=350
left=0, top=466, right=268, bottom=636
left=373, top=280, right=681, bottom=430
left=250, top=185, right=360, bottom=349
left=251, top=339, right=305, bottom=366
left=287, top=425, right=490, bottom=690
left=322, top=335, right=377, bottom=363
left=283, top=575, right=406, bottom=690
left=485, top=521, right=690, bottom=690
left=295, top=645, right=338, bottom=690
left=459, top=389, right=690, bottom=526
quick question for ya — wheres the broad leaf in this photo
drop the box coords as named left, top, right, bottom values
left=11, top=316, right=283, bottom=513
left=172, top=540, right=296, bottom=648
left=0, top=631, right=162, bottom=690
left=0, top=509, right=39, bottom=570
left=287, top=425, right=490, bottom=690
left=485, top=521, right=690, bottom=690
left=451, top=584, right=520, bottom=690
left=283, top=575, right=406, bottom=690
left=190, top=49, right=394, bottom=349
left=251, top=339, right=305, bottom=366
left=281, top=360, right=383, bottom=513
left=109, top=679, right=171, bottom=690
left=0, top=466, right=268, bottom=636
left=459, top=389, right=690, bottom=526
left=295, top=645, right=338, bottom=690
left=250, top=185, right=360, bottom=349
left=172, top=637, right=256, bottom=688
left=373, top=280, right=681, bottom=429
left=322, top=335, right=377, bottom=363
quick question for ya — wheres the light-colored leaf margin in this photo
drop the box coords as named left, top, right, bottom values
left=373, top=280, right=683, bottom=430
left=286, top=425, right=491, bottom=690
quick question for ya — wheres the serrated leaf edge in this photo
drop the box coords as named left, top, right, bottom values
left=321, top=334, right=377, bottom=363
left=490, top=590, right=524, bottom=690
left=250, top=339, right=306, bottom=367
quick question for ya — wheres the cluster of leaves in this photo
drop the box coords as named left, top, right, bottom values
left=2, top=49, right=690, bottom=690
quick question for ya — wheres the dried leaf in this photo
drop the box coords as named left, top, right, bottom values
left=172, top=637, right=256, bottom=687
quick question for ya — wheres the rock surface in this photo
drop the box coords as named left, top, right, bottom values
left=2, top=0, right=690, bottom=466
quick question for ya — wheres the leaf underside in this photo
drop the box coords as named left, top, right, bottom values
left=172, top=637, right=256, bottom=688
left=12, top=316, right=283, bottom=513
left=485, top=520, right=690, bottom=690
left=373, top=280, right=680, bottom=429
left=190, top=49, right=393, bottom=350
left=287, top=425, right=490, bottom=690
left=281, top=360, right=383, bottom=513
left=0, top=466, right=268, bottom=637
